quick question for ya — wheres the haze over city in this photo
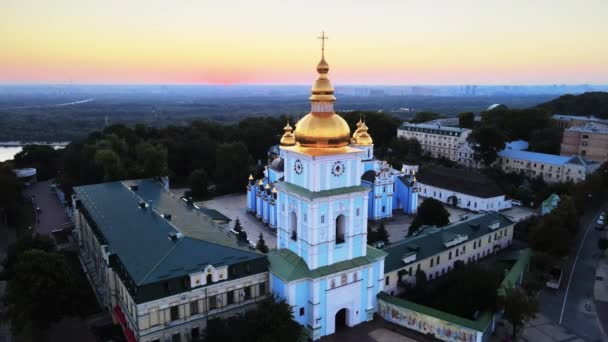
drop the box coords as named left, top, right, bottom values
left=2, top=0, right=608, bottom=85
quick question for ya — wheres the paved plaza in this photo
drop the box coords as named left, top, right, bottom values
left=23, top=180, right=71, bottom=236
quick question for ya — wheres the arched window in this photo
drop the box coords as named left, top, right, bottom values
left=335, top=215, right=346, bottom=244
left=289, top=212, right=297, bottom=241
left=206, top=273, right=213, bottom=284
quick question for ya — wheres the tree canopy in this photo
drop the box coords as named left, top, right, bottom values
left=502, top=288, right=538, bottom=338
left=458, top=112, right=475, bottom=128
left=409, top=198, right=450, bottom=235
left=536, top=92, right=608, bottom=118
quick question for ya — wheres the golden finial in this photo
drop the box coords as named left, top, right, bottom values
left=258, top=179, right=263, bottom=186
left=265, top=183, right=270, bottom=189
left=248, top=174, right=253, bottom=181
left=271, top=187, right=277, bottom=193
left=354, top=120, right=373, bottom=146
left=280, top=120, right=296, bottom=146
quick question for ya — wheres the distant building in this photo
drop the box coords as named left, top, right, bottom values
left=73, top=179, right=268, bottom=342
left=552, top=114, right=608, bottom=129
left=415, top=166, right=512, bottom=212
left=496, top=149, right=596, bottom=183
left=541, top=194, right=561, bottom=216
left=487, top=103, right=508, bottom=111
left=560, top=122, right=608, bottom=163
left=397, top=123, right=471, bottom=162
left=383, top=213, right=514, bottom=296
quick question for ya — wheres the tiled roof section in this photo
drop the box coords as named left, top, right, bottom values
left=268, top=246, right=386, bottom=282
left=398, top=123, right=468, bottom=137
left=383, top=213, right=513, bottom=273
left=415, top=166, right=503, bottom=198
left=74, top=179, right=263, bottom=286
left=497, top=149, right=575, bottom=165
left=275, top=182, right=369, bottom=201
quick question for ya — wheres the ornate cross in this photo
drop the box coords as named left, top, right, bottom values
left=317, top=31, right=328, bottom=57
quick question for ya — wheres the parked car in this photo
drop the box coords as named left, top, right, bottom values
left=546, top=265, right=563, bottom=289
left=511, top=199, right=523, bottom=206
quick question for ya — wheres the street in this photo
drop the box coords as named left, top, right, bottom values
left=537, top=205, right=608, bottom=342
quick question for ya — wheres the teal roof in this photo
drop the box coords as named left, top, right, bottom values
left=197, top=207, right=231, bottom=222
left=74, top=179, right=264, bottom=288
left=542, top=193, right=560, bottom=208
left=275, top=182, right=369, bottom=201
left=383, top=213, right=513, bottom=273
left=498, top=248, right=531, bottom=295
left=268, top=246, right=386, bottom=282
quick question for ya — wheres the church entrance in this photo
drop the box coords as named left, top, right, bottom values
left=335, top=308, right=347, bottom=331
left=447, top=195, right=458, bottom=206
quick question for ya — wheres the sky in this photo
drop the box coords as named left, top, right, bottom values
left=1, top=0, right=608, bottom=85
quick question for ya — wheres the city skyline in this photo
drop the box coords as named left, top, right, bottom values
left=2, top=0, right=608, bottom=85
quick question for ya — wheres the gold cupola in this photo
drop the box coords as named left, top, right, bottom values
left=280, top=121, right=296, bottom=146
left=352, top=117, right=364, bottom=143
left=354, top=121, right=373, bottom=146
left=294, top=31, right=351, bottom=148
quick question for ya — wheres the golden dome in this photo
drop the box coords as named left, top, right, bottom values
left=354, top=121, right=373, bottom=146
left=295, top=113, right=351, bottom=148
left=280, top=121, right=296, bottom=146
left=248, top=174, right=253, bottom=180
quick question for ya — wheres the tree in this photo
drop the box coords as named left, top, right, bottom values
left=13, top=144, right=62, bottom=181
left=204, top=295, right=301, bottom=342
left=528, top=127, right=563, bottom=154
left=410, top=111, right=444, bottom=124
left=233, top=218, right=243, bottom=233
left=188, top=168, right=209, bottom=199
left=377, top=221, right=390, bottom=244
left=1, top=234, right=55, bottom=280
left=468, top=126, right=506, bottom=165
left=0, top=163, right=22, bottom=226
left=94, top=148, right=124, bottom=182
left=409, top=198, right=450, bottom=235
left=458, top=112, right=475, bottom=128
left=134, top=142, right=168, bottom=178
left=238, top=230, right=248, bottom=242
left=388, top=137, right=421, bottom=166
left=256, top=233, right=269, bottom=253
left=503, top=288, right=538, bottom=338
left=214, top=142, right=252, bottom=194
left=2, top=250, right=80, bottom=334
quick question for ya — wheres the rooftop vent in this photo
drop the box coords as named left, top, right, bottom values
left=130, top=184, right=139, bottom=191
left=168, top=232, right=183, bottom=241
left=163, top=213, right=172, bottom=220
left=469, top=223, right=481, bottom=230
left=488, top=220, right=500, bottom=230
left=139, top=202, right=147, bottom=209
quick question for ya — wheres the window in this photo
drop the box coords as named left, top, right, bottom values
left=321, top=215, right=325, bottom=224
left=300, top=307, right=305, bottom=316
left=408, top=267, right=412, bottom=275
left=206, top=273, right=213, bottom=284
left=462, top=246, right=466, bottom=253
left=385, top=276, right=390, bottom=285
left=170, top=305, right=179, bottom=321
left=430, top=259, right=434, bottom=267
left=356, top=208, right=360, bottom=216
left=289, top=212, right=297, bottom=241
left=382, top=205, right=386, bottom=213
left=209, top=296, right=217, bottom=310
left=436, top=256, right=440, bottom=264
left=488, top=236, right=491, bottom=243
left=190, top=301, right=199, bottom=315
left=456, top=249, right=459, bottom=257
left=449, top=251, right=452, bottom=260
left=417, top=264, right=421, bottom=271
left=336, top=215, right=346, bottom=244
left=172, top=333, right=181, bottom=342
left=243, top=286, right=251, bottom=300
left=149, top=310, right=159, bottom=326
left=227, top=290, right=235, bottom=305
left=259, top=282, right=266, bottom=296
left=582, top=150, right=587, bottom=156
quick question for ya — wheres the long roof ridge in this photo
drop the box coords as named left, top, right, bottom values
left=137, top=236, right=185, bottom=285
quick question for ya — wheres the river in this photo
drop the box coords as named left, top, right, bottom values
left=0, top=144, right=67, bottom=162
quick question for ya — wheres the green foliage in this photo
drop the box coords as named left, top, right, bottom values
left=368, top=221, right=390, bottom=245
left=2, top=250, right=81, bottom=334
left=468, top=126, right=506, bottom=165
left=376, top=221, right=390, bottom=244
left=238, top=230, right=248, bottom=242
left=407, top=264, right=502, bottom=319
left=0, top=163, right=23, bottom=225
left=502, top=288, right=538, bottom=338
left=203, top=296, right=301, bottom=342
left=214, top=142, right=252, bottom=193
left=341, top=111, right=401, bottom=157
left=458, top=112, right=475, bottom=128
left=256, top=233, right=269, bottom=254
left=528, top=126, right=563, bottom=154
left=410, top=111, right=445, bottom=124
left=537, top=92, right=608, bottom=118
left=233, top=218, right=243, bottom=233
left=409, top=198, right=450, bottom=235
left=13, top=145, right=62, bottom=181
left=188, top=168, right=209, bottom=199
left=388, top=137, right=421, bottom=166
left=529, top=196, right=578, bottom=256
left=599, top=238, right=608, bottom=250
left=0, top=234, right=55, bottom=280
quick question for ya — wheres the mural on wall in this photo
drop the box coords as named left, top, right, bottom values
left=378, top=300, right=478, bottom=342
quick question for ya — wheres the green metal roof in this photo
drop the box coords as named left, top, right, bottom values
left=74, top=179, right=265, bottom=288
left=378, top=292, right=494, bottom=332
left=268, top=246, right=386, bottom=282
left=498, top=248, right=531, bottom=295
left=275, top=182, right=369, bottom=201
left=383, top=213, right=514, bottom=273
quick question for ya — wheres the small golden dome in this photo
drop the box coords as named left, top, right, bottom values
left=317, top=58, right=329, bottom=74
left=271, top=187, right=277, bottom=194
left=353, top=121, right=373, bottom=146
left=280, top=121, right=296, bottom=146
left=258, top=179, right=263, bottom=185
left=265, top=183, right=270, bottom=189
left=248, top=174, right=253, bottom=180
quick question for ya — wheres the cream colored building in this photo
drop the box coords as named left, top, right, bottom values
left=397, top=123, right=471, bottom=162
left=496, top=149, right=595, bottom=183
left=73, top=179, right=268, bottom=342
left=382, top=213, right=514, bottom=296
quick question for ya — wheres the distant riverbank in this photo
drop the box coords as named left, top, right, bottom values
left=0, top=143, right=68, bottom=162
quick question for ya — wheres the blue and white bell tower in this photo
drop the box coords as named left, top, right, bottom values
left=268, top=33, right=386, bottom=340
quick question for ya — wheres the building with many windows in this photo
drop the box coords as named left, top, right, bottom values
left=73, top=179, right=268, bottom=342
left=560, top=122, right=608, bottom=163
left=496, top=149, right=596, bottom=183
left=552, top=114, right=608, bottom=129
left=382, top=213, right=514, bottom=296
left=397, top=123, right=471, bottom=161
